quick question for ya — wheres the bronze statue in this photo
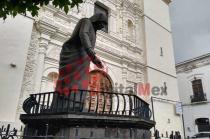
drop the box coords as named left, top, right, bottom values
left=55, top=13, right=107, bottom=95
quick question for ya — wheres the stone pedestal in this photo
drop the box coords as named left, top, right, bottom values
left=20, top=113, right=154, bottom=139
left=20, top=90, right=155, bottom=139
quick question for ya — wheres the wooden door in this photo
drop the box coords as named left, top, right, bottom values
left=87, top=70, right=112, bottom=113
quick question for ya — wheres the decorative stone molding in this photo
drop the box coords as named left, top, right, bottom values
left=122, top=67, right=128, bottom=78
left=36, top=20, right=58, bottom=37
left=86, top=0, right=95, bottom=4
left=176, top=53, right=210, bottom=73
left=127, top=70, right=136, bottom=80
left=37, top=3, right=144, bottom=63
left=51, top=29, right=70, bottom=43
left=46, top=46, right=61, bottom=61
left=39, top=39, right=48, bottom=55
left=122, top=0, right=143, bottom=16
left=42, top=5, right=80, bottom=23
left=16, top=27, right=40, bottom=119
left=42, top=66, right=59, bottom=77
left=134, top=3, right=144, bottom=17
left=96, top=41, right=144, bottom=67
left=45, top=57, right=59, bottom=68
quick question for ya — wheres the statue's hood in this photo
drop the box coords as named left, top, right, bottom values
left=90, top=13, right=107, bottom=24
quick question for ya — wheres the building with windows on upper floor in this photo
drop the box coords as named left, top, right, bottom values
left=176, top=53, right=210, bottom=138
left=0, top=0, right=184, bottom=138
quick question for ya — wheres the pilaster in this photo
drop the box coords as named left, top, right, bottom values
left=34, top=21, right=57, bottom=93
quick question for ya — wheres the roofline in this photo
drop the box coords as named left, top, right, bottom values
left=176, top=53, right=210, bottom=67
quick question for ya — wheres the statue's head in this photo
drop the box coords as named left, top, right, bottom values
left=90, top=13, right=107, bottom=30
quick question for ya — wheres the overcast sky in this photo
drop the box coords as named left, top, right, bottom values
left=169, top=0, right=210, bottom=64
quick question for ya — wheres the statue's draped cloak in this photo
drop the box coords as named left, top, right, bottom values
left=55, top=18, right=96, bottom=95
left=52, top=13, right=107, bottom=111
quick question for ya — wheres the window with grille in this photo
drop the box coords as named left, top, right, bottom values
left=192, top=79, right=204, bottom=96
left=94, top=2, right=108, bottom=33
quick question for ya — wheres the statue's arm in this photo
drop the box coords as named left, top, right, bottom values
left=79, top=19, right=96, bottom=60
left=79, top=19, right=103, bottom=68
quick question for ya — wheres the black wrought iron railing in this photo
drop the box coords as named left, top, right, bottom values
left=190, top=93, right=207, bottom=103
left=197, top=125, right=210, bottom=132
left=23, top=90, right=152, bottom=120
left=0, top=124, right=19, bottom=139
left=0, top=124, right=65, bottom=139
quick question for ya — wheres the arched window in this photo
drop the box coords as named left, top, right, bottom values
left=47, top=72, right=59, bottom=90
left=128, top=20, right=134, bottom=39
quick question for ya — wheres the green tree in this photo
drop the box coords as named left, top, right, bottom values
left=0, top=0, right=84, bottom=20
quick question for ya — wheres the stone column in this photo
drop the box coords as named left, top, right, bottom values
left=109, top=10, right=117, bottom=37
left=121, top=61, right=129, bottom=111
left=116, top=2, right=123, bottom=38
left=134, top=17, right=139, bottom=46
left=122, top=62, right=128, bottom=91
left=40, top=76, right=48, bottom=93
left=34, top=37, right=49, bottom=93
left=122, top=14, right=128, bottom=40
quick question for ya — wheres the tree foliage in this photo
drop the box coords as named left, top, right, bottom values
left=0, top=0, right=84, bottom=20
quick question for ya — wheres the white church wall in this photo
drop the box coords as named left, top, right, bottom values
left=144, top=0, right=171, bottom=31
left=144, top=17, right=176, bottom=76
left=0, top=15, right=33, bottom=123
left=147, top=68, right=183, bottom=135
left=143, top=0, right=183, bottom=136
left=152, top=99, right=183, bottom=136
left=147, top=68, right=179, bottom=100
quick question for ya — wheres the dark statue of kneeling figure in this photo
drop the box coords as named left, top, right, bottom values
left=52, top=13, right=107, bottom=112
left=23, top=13, right=107, bottom=114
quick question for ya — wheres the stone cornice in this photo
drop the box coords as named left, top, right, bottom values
left=45, top=57, right=59, bottom=65
left=96, top=42, right=145, bottom=68
left=36, top=20, right=58, bottom=37
left=123, top=0, right=143, bottom=16
left=42, top=76, right=52, bottom=82
left=37, top=19, right=144, bottom=65
left=101, top=0, right=118, bottom=7
left=98, top=31, right=122, bottom=46
left=98, top=31, right=143, bottom=55
left=176, top=53, right=210, bottom=73
left=37, top=20, right=71, bottom=44
left=134, top=4, right=144, bottom=17
left=51, top=29, right=70, bottom=42
left=43, top=5, right=79, bottom=23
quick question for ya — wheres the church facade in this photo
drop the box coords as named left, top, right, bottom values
left=0, top=0, right=183, bottom=137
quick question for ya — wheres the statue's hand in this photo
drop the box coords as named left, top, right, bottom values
left=92, top=56, right=104, bottom=69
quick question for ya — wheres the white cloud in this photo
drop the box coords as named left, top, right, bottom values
left=170, top=0, right=210, bottom=63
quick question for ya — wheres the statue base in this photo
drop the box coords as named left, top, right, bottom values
left=20, top=91, right=155, bottom=139
left=20, top=113, right=154, bottom=139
